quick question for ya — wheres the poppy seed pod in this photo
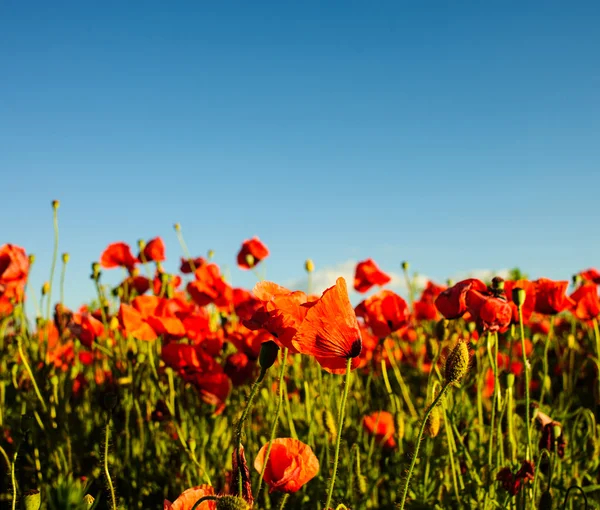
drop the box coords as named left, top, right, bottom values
left=51, top=199, right=60, bottom=210
left=435, top=319, right=448, bottom=341
left=445, top=341, right=470, bottom=385
left=28, top=253, right=36, bottom=265
left=62, top=253, right=70, bottom=264
left=83, top=494, right=95, bottom=506
left=258, top=341, right=280, bottom=371
left=512, top=288, right=526, bottom=308
left=91, top=262, right=101, bottom=280
left=23, top=489, right=41, bottom=510
left=305, top=259, right=315, bottom=273
left=216, top=495, right=251, bottom=510
left=491, top=276, right=505, bottom=291
left=401, top=261, right=409, bottom=271
left=41, top=281, right=50, bottom=296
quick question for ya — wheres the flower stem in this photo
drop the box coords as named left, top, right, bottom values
left=592, top=318, right=600, bottom=406
left=257, top=348, right=288, bottom=495
left=324, top=358, right=352, bottom=510
left=398, top=382, right=451, bottom=510
left=104, top=415, right=117, bottom=509
left=518, top=304, right=532, bottom=461
left=17, top=337, right=47, bottom=413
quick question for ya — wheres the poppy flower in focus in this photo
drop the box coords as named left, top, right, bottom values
left=180, top=256, right=207, bottom=274
left=139, top=237, right=166, bottom=263
left=237, top=237, right=269, bottom=270
left=363, top=411, right=397, bottom=449
left=353, top=259, right=391, bottom=293
left=570, top=283, right=600, bottom=321
left=413, top=281, right=446, bottom=321
left=253, top=438, right=319, bottom=493
left=164, top=484, right=216, bottom=510
left=355, top=290, right=409, bottom=338
left=100, top=242, right=138, bottom=271
left=435, top=279, right=488, bottom=320
left=293, top=277, right=362, bottom=374
left=579, top=268, right=600, bottom=284
left=465, top=289, right=512, bottom=332
left=533, top=279, right=575, bottom=315
left=503, top=280, right=536, bottom=324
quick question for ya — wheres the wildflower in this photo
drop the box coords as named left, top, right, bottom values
left=236, top=237, right=269, bottom=270
left=139, top=236, right=166, bottom=263
left=533, top=278, right=575, bottom=315
left=363, top=411, right=397, bottom=449
left=254, top=438, right=319, bottom=493
left=164, top=484, right=216, bottom=509
left=100, top=242, right=138, bottom=272
left=355, top=290, right=409, bottom=338
left=353, top=258, right=391, bottom=293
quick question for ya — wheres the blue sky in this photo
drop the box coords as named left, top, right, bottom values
left=1, top=1, right=599, bottom=310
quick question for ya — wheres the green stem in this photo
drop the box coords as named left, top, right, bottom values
left=235, top=368, right=266, bottom=496
left=10, top=445, right=19, bottom=510
left=258, top=348, right=289, bottom=495
left=17, top=337, right=47, bottom=412
left=539, top=317, right=554, bottom=406
left=279, top=493, right=290, bottom=510
left=45, top=206, right=59, bottom=362
left=398, top=382, right=451, bottom=510
left=592, top=319, right=600, bottom=406
left=104, top=415, right=117, bottom=509
left=59, top=258, right=67, bottom=306
left=518, top=305, right=532, bottom=460
left=324, top=358, right=352, bottom=510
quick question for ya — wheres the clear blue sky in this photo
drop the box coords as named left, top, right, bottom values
left=2, top=1, right=599, bottom=310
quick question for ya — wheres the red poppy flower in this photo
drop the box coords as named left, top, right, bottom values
left=579, top=268, right=600, bottom=284
left=164, top=485, right=216, bottom=510
left=245, top=282, right=314, bottom=353
left=116, top=274, right=151, bottom=300
left=100, top=242, right=138, bottom=271
left=503, top=280, right=536, bottom=324
left=253, top=438, right=319, bottom=493
left=180, top=256, right=207, bottom=274
left=69, top=313, right=105, bottom=349
left=435, top=279, right=488, bottom=320
left=465, top=290, right=512, bottom=332
left=227, top=322, right=274, bottom=359
left=139, top=237, right=166, bottom=263
left=187, top=263, right=233, bottom=309
left=353, top=259, right=391, bottom=293
left=293, top=277, right=362, bottom=374
left=533, top=278, right=575, bottom=315
left=363, top=411, right=397, bottom=449
left=496, top=461, right=535, bottom=496
left=0, top=244, right=29, bottom=308
left=413, top=281, right=446, bottom=321
left=233, top=288, right=262, bottom=321
left=118, top=296, right=185, bottom=340
left=355, top=290, right=410, bottom=338
left=225, top=351, right=258, bottom=386
left=237, top=237, right=269, bottom=270
left=570, top=283, right=600, bottom=321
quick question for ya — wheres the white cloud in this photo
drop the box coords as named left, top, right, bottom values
left=283, top=260, right=512, bottom=304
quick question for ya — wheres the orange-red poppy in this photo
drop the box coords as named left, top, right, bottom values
left=237, top=237, right=269, bottom=270
left=363, top=411, right=397, bottom=449
left=253, top=438, right=319, bottom=493
left=139, top=237, right=166, bottom=263
left=579, top=268, right=600, bottom=284
left=0, top=244, right=29, bottom=312
left=100, top=242, right=138, bottom=271
left=503, top=280, right=536, bottom=324
left=435, top=279, right=487, bottom=319
left=353, top=259, right=391, bottom=293
left=533, top=278, right=575, bottom=315
left=292, top=277, right=362, bottom=374
left=465, top=289, right=512, bottom=332
left=164, top=485, right=216, bottom=510
left=187, top=263, right=233, bottom=309
left=180, top=256, right=207, bottom=274
left=355, top=290, right=409, bottom=338
left=570, top=283, right=600, bottom=321
left=413, top=281, right=446, bottom=321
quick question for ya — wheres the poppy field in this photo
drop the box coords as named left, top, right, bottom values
left=1, top=204, right=600, bottom=510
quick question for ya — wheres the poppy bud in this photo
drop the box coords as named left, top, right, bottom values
left=447, top=278, right=454, bottom=287
left=83, top=494, right=95, bottom=506
left=258, top=341, right=279, bottom=371
left=28, top=254, right=36, bottom=265
left=23, top=489, right=41, bottom=510
left=62, top=253, right=70, bottom=264
left=435, top=319, right=448, bottom=341
left=538, top=490, right=552, bottom=510
left=188, top=438, right=197, bottom=453
left=137, top=239, right=146, bottom=251
left=425, top=405, right=441, bottom=438
left=52, top=199, right=60, bottom=210
left=552, top=424, right=562, bottom=441
left=42, top=282, right=50, bottom=296
left=215, top=495, right=251, bottom=510
left=103, top=392, right=118, bottom=412
left=401, top=261, right=409, bottom=271
left=207, top=249, right=215, bottom=259
left=572, top=274, right=581, bottom=286
left=173, top=223, right=181, bottom=231
left=91, top=262, right=101, bottom=280
left=506, top=373, right=515, bottom=388
left=305, top=259, right=315, bottom=273
left=512, top=288, right=526, bottom=308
